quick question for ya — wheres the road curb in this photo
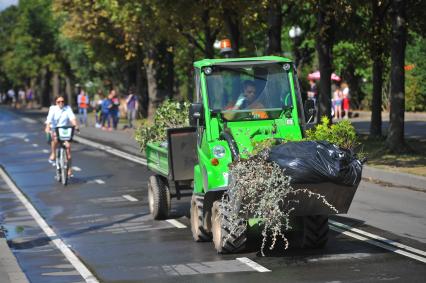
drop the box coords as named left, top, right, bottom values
left=0, top=230, right=29, bottom=283
left=363, top=166, right=426, bottom=191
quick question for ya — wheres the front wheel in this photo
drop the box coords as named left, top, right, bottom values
left=190, top=195, right=212, bottom=242
left=147, top=175, right=170, bottom=220
left=60, top=148, right=68, bottom=186
left=211, top=201, right=247, bottom=254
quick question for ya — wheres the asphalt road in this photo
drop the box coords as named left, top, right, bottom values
left=0, top=108, right=425, bottom=282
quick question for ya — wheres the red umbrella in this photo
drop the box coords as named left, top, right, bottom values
left=307, top=71, right=341, bottom=82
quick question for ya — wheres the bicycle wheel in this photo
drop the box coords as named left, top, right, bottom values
left=55, top=149, right=61, bottom=182
left=60, top=147, right=68, bottom=185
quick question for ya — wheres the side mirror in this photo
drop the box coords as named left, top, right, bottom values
left=189, top=103, right=204, bottom=126
left=304, top=99, right=316, bottom=124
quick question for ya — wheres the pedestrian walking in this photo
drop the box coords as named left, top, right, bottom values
left=93, top=89, right=104, bottom=128
left=333, top=83, right=343, bottom=120
left=7, top=88, right=16, bottom=108
left=101, top=92, right=112, bottom=131
left=125, top=87, right=139, bottom=129
left=109, top=89, right=120, bottom=130
left=77, top=88, right=89, bottom=126
left=342, top=82, right=350, bottom=119
left=26, top=87, right=34, bottom=108
left=18, top=88, right=26, bottom=108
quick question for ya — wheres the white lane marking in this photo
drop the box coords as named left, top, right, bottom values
left=122, top=194, right=138, bottom=202
left=24, top=138, right=30, bottom=142
left=94, top=179, right=105, bottom=184
left=329, top=220, right=426, bottom=257
left=236, top=257, right=271, bottom=272
left=42, top=149, right=49, bottom=153
left=21, top=117, right=37, bottom=124
left=72, top=166, right=82, bottom=172
left=329, top=225, right=426, bottom=264
left=73, top=136, right=147, bottom=165
left=166, top=219, right=187, bottom=229
left=32, top=143, right=39, bottom=147
left=0, top=167, right=99, bottom=283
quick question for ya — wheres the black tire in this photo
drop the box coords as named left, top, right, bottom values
left=60, top=149, right=67, bottom=186
left=148, top=175, right=170, bottom=220
left=300, top=215, right=329, bottom=248
left=190, top=195, right=212, bottom=242
left=211, top=201, right=247, bottom=254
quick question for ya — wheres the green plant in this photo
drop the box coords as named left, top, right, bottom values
left=305, top=117, right=359, bottom=150
left=135, top=99, right=190, bottom=150
left=221, top=151, right=337, bottom=256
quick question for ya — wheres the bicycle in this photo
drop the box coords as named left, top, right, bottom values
left=54, top=126, right=75, bottom=186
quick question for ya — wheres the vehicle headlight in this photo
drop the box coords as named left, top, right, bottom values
left=213, top=145, right=226, bottom=158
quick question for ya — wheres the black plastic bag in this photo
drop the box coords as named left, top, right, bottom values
left=268, top=141, right=362, bottom=186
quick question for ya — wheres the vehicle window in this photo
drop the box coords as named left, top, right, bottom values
left=205, top=63, right=293, bottom=121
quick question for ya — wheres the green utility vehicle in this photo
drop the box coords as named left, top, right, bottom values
left=146, top=56, right=359, bottom=253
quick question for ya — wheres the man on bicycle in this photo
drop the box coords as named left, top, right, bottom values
left=45, top=95, right=79, bottom=177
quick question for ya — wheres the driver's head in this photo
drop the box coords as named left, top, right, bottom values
left=55, top=95, right=65, bottom=109
left=243, top=80, right=256, bottom=103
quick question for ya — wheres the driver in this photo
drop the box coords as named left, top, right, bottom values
left=227, top=80, right=267, bottom=119
left=45, top=95, right=79, bottom=177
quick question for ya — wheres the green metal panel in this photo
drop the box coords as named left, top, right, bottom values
left=146, top=142, right=169, bottom=177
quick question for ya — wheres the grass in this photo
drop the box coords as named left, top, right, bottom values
left=358, top=135, right=426, bottom=177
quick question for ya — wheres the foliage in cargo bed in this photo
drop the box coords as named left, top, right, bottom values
left=135, top=100, right=190, bottom=150
left=305, top=117, right=359, bottom=150
left=221, top=151, right=338, bottom=256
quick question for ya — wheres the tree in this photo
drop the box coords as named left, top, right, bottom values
left=386, top=0, right=407, bottom=152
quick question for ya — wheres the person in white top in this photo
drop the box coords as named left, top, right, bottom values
left=45, top=95, right=79, bottom=176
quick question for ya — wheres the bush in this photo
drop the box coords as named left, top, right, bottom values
left=135, top=99, right=190, bottom=150
left=305, top=117, right=358, bottom=150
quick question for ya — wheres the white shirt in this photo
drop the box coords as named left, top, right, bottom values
left=46, top=105, right=76, bottom=128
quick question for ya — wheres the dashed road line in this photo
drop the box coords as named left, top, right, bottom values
left=94, top=179, right=105, bottom=184
left=32, top=143, right=39, bottom=147
left=0, top=166, right=99, bottom=283
left=166, top=219, right=187, bottom=229
left=72, top=166, right=82, bottom=172
left=24, top=138, right=30, bottom=142
left=329, top=222, right=426, bottom=264
left=122, top=194, right=138, bottom=202
left=236, top=257, right=271, bottom=272
left=42, top=149, right=49, bottom=153
left=21, top=117, right=37, bottom=124
left=329, top=220, right=426, bottom=257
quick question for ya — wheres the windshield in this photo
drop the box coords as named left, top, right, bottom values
left=205, top=62, right=293, bottom=121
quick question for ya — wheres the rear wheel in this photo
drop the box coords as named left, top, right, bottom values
left=148, top=175, right=170, bottom=220
left=300, top=215, right=329, bottom=248
left=190, top=195, right=212, bottom=242
left=211, top=201, right=247, bottom=254
left=60, top=148, right=67, bottom=186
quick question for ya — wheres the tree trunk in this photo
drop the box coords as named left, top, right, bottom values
left=316, top=1, right=334, bottom=122
left=136, top=53, right=148, bottom=118
left=202, top=9, right=215, bottom=58
left=370, top=59, right=383, bottom=136
left=370, top=0, right=385, bottom=137
left=65, top=76, right=73, bottom=108
left=144, top=49, right=159, bottom=120
left=266, top=0, right=282, bottom=55
left=52, top=73, right=60, bottom=100
left=41, top=68, right=52, bottom=107
left=386, top=0, right=407, bottom=152
left=165, top=45, right=174, bottom=99
left=223, top=8, right=240, bottom=57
